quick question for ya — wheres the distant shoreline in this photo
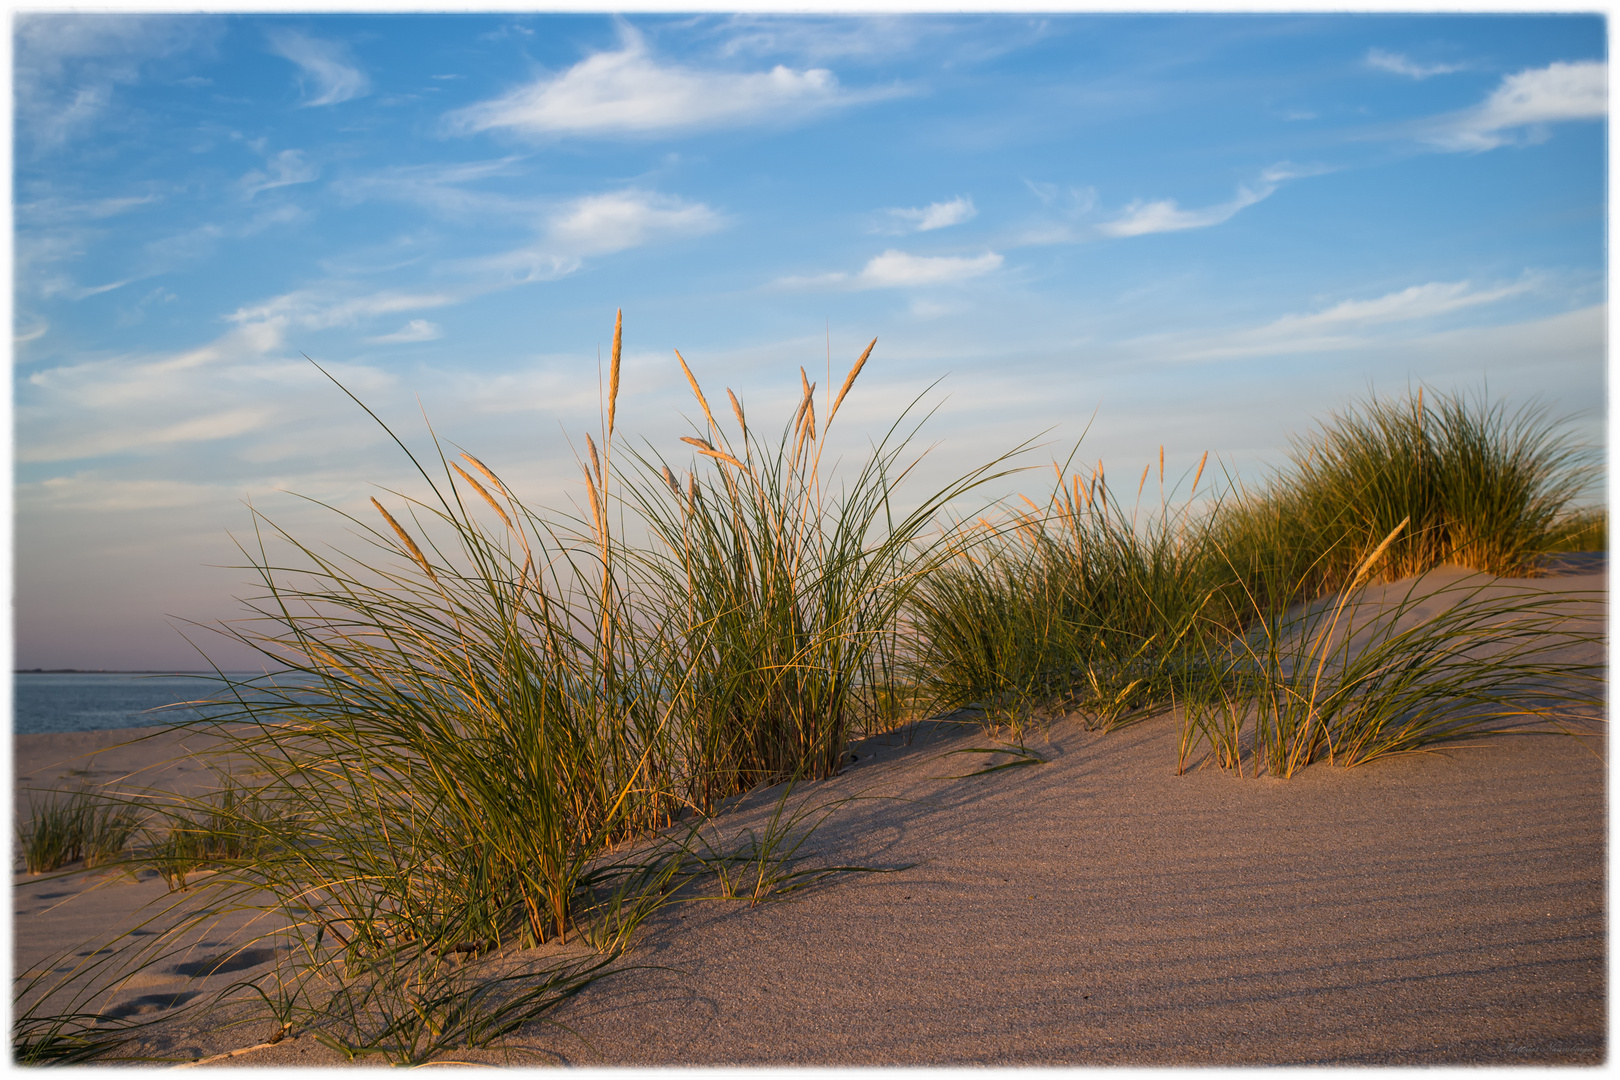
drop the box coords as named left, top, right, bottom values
left=13, top=669, right=288, bottom=675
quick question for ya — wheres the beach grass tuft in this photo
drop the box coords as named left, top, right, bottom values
left=17, top=788, right=143, bottom=874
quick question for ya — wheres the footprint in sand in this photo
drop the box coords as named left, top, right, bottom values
left=169, top=947, right=278, bottom=978
left=104, top=991, right=200, bottom=1018
left=121, top=972, right=184, bottom=989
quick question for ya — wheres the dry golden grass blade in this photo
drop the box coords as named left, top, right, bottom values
left=662, top=464, right=680, bottom=496
left=681, top=435, right=715, bottom=453
left=586, top=434, right=603, bottom=487
left=1191, top=450, right=1208, bottom=495
left=727, top=388, right=746, bottom=435
left=793, top=368, right=818, bottom=434
left=608, top=308, right=622, bottom=438
left=674, top=349, right=718, bottom=432
left=791, top=372, right=818, bottom=460
left=1352, top=515, right=1411, bottom=586
left=451, top=464, right=514, bottom=532
left=583, top=465, right=605, bottom=538
left=827, top=337, right=876, bottom=426
left=370, top=497, right=438, bottom=583
left=696, top=446, right=747, bottom=470
left=1019, top=493, right=1041, bottom=514
left=1159, top=444, right=1165, bottom=487
left=460, top=452, right=510, bottom=497
left=1137, top=463, right=1150, bottom=500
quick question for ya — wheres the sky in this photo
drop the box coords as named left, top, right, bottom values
left=10, top=11, right=1608, bottom=670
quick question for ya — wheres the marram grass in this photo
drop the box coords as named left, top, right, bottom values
left=19, top=316, right=1018, bottom=1064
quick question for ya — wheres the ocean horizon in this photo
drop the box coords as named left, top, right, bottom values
left=12, top=671, right=307, bottom=736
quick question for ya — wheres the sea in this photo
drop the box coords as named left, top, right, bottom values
left=11, top=672, right=311, bottom=736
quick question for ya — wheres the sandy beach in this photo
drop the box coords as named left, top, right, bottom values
left=12, top=562, right=1606, bottom=1066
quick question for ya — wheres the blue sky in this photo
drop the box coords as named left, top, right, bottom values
left=12, top=12, right=1608, bottom=669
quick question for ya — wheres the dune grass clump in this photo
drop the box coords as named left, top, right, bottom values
left=1545, top=506, right=1606, bottom=553
left=139, top=780, right=282, bottom=891
left=912, top=386, right=1602, bottom=759
left=626, top=347, right=1019, bottom=805
left=88, top=313, right=1014, bottom=1062
left=910, top=450, right=1222, bottom=733
left=1213, top=387, right=1596, bottom=610
left=1178, top=561, right=1606, bottom=777
left=17, top=788, right=143, bottom=874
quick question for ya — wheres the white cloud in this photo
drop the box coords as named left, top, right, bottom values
left=1259, top=161, right=1334, bottom=185
left=368, top=319, right=443, bottom=344
left=545, top=189, right=724, bottom=255
left=13, top=14, right=217, bottom=152
left=457, top=188, right=723, bottom=285
left=241, top=149, right=320, bottom=197
left=27, top=475, right=219, bottom=513
left=859, top=250, right=1001, bottom=287
left=445, top=26, right=865, bottom=138
left=1366, top=48, right=1465, bottom=80
left=265, top=28, right=370, bottom=107
left=333, top=158, right=531, bottom=218
left=64, top=278, right=135, bottom=301
left=781, top=249, right=1002, bottom=290
left=1099, top=184, right=1272, bottom=238
left=882, top=196, right=977, bottom=234
left=1423, top=60, right=1606, bottom=152
left=1170, top=278, right=1539, bottom=361
left=226, top=288, right=458, bottom=334
left=18, top=193, right=160, bottom=223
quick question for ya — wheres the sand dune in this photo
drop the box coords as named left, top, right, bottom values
left=12, top=564, right=1605, bottom=1066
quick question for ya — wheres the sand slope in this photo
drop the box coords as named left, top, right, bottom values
left=11, top=565, right=1606, bottom=1066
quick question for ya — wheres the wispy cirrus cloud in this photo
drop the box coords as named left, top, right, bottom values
left=241, top=148, right=319, bottom=197
left=1170, top=277, right=1539, bottom=361
left=545, top=189, right=724, bottom=255
left=226, top=288, right=457, bottom=336
left=332, top=158, right=535, bottom=223
left=458, top=188, right=725, bottom=284
left=879, top=195, right=976, bottom=234
left=1098, top=184, right=1272, bottom=238
left=777, top=248, right=1003, bottom=290
left=445, top=25, right=881, bottom=138
left=367, top=319, right=442, bottom=344
left=265, top=27, right=370, bottom=107
left=14, top=14, right=217, bottom=152
left=17, top=193, right=161, bottom=223
left=1095, top=162, right=1333, bottom=240
left=1366, top=48, right=1466, bottom=79
left=1419, top=59, right=1606, bottom=152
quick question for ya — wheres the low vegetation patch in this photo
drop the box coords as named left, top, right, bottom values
left=17, top=788, right=143, bottom=874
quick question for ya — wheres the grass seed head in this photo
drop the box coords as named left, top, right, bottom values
left=609, top=308, right=622, bottom=437
left=828, top=337, right=876, bottom=426
left=675, top=350, right=718, bottom=433
left=452, top=463, right=514, bottom=532
left=371, top=497, right=438, bottom=582
left=460, top=452, right=509, bottom=497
